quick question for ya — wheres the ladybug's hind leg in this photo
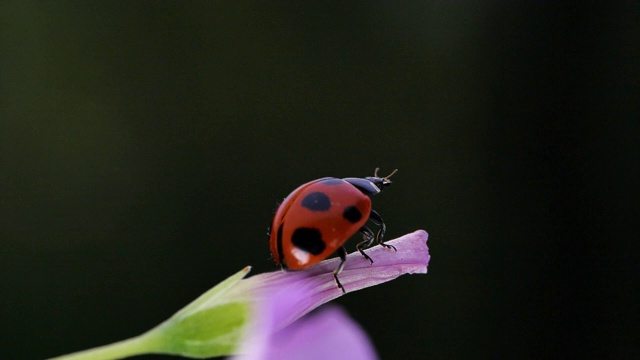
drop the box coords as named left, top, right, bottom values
left=333, top=246, right=347, bottom=294
left=369, top=209, right=397, bottom=252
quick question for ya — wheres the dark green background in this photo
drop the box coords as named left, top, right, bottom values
left=1, top=2, right=637, bottom=359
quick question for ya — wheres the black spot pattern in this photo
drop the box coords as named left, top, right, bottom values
left=291, top=228, right=326, bottom=255
left=343, top=206, right=362, bottom=223
left=301, top=192, right=331, bottom=211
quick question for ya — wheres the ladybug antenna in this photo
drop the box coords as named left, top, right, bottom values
left=374, top=167, right=398, bottom=180
left=384, top=168, right=398, bottom=180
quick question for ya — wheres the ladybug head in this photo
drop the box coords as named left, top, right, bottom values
left=365, top=168, right=398, bottom=191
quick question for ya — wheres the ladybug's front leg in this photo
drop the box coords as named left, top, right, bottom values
left=356, top=226, right=376, bottom=264
left=369, top=209, right=397, bottom=252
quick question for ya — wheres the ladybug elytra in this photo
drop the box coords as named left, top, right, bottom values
left=268, top=168, right=398, bottom=293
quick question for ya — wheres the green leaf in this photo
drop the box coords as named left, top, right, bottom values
left=154, top=301, right=250, bottom=358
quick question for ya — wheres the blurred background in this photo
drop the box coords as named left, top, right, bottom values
left=1, top=2, right=637, bottom=359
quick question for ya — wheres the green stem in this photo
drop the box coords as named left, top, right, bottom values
left=48, top=330, right=162, bottom=360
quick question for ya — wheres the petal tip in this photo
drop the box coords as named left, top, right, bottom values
left=412, top=229, right=429, bottom=243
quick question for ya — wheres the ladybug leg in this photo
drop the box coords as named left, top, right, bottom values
left=356, top=226, right=376, bottom=264
left=333, top=246, right=347, bottom=293
left=369, top=209, right=397, bottom=251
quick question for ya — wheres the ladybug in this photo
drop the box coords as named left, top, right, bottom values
left=269, top=168, right=398, bottom=293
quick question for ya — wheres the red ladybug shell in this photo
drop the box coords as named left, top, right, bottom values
left=269, top=177, right=372, bottom=270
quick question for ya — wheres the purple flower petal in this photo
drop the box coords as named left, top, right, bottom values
left=235, top=283, right=378, bottom=360
left=265, top=306, right=378, bottom=360
left=229, top=230, right=429, bottom=331
left=234, top=284, right=313, bottom=360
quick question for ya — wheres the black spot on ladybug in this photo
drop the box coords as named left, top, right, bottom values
left=343, top=206, right=362, bottom=223
left=320, top=178, right=343, bottom=185
left=291, top=227, right=326, bottom=255
left=301, top=192, right=331, bottom=212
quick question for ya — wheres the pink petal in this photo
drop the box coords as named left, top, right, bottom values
left=235, top=286, right=378, bottom=360
left=231, top=230, right=430, bottom=331
left=265, top=306, right=378, bottom=360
